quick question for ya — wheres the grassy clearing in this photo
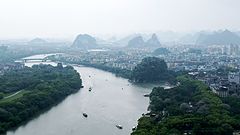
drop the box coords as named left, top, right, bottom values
left=0, top=90, right=28, bottom=104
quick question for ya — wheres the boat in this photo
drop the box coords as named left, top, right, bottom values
left=116, top=125, right=123, bottom=129
left=83, top=113, right=88, bottom=117
left=89, top=87, right=92, bottom=91
left=143, top=94, right=150, bottom=97
left=150, top=113, right=157, bottom=117
left=132, top=126, right=136, bottom=131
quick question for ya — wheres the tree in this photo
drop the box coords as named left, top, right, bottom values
left=131, top=57, right=174, bottom=83
left=0, top=64, right=82, bottom=134
left=0, top=92, right=4, bottom=99
left=132, top=77, right=239, bottom=135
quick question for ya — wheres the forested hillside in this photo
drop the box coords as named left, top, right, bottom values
left=132, top=76, right=240, bottom=135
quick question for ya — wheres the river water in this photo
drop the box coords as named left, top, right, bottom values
left=7, top=55, right=165, bottom=135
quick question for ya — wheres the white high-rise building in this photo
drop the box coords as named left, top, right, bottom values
left=230, top=44, right=240, bottom=56
left=228, top=72, right=240, bottom=84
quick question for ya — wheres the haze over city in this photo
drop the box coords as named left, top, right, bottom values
left=0, top=0, right=240, bottom=39
left=1, top=0, right=240, bottom=135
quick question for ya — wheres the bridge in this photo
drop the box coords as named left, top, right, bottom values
left=21, top=58, right=49, bottom=62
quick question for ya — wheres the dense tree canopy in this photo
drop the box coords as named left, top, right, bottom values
left=132, top=76, right=240, bottom=135
left=131, top=57, right=176, bottom=84
left=0, top=64, right=82, bottom=133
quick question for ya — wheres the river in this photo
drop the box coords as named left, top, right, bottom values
left=7, top=55, right=166, bottom=135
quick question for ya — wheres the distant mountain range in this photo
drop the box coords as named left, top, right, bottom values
left=114, top=34, right=143, bottom=47
left=196, top=30, right=240, bottom=45
left=127, top=34, right=161, bottom=48
left=122, top=30, right=240, bottom=46
left=146, top=34, right=161, bottom=47
left=72, top=34, right=98, bottom=49
left=71, top=30, right=240, bottom=49
left=28, top=38, right=47, bottom=44
left=127, top=36, right=145, bottom=48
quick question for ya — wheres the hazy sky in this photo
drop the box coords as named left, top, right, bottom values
left=0, top=0, right=239, bottom=39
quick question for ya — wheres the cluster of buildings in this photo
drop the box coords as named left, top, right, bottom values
left=198, top=72, right=240, bottom=97
left=0, top=62, right=24, bottom=75
left=54, top=49, right=151, bottom=70
left=155, top=45, right=240, bottom=97
left=204, top=44, right=240, bottom=56
left=54, top=44, right=240, bottom=97
left=158, top=45, right=240, bottom=72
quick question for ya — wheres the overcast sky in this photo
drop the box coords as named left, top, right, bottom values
left=0, top=0, right=239, bottom=39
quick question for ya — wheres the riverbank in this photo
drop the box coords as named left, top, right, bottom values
left=48, top=55, right=178, bottom=85
left=0, top=64, right=82, bottom=134
left=132, top=76, right=240, bottom=135
left=4, top=54, right=176, bottom=135
left=49, top=58, right=132, bottom=79
left=6, top=59, right=155, bottom=135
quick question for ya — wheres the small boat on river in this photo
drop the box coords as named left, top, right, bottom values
left=83, top=113, right=88, bottom=117
left=143, top=94, right=150, bottom=97
left=116, top=125, right=123, bottom=129
left=132, top=126, right=136, bottom=131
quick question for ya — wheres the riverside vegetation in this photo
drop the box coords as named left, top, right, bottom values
left=48, top=55, right=240, bottom=134
left=132, top=76, right=240, bottom=135
left=49, top=55, right=176, bottom=84
left=0, top=64, right=82, bottom=133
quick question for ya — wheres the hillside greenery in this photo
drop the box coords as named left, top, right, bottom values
left=131, top=57, right=176, bottom=84
left=132, top=76, right=240, bottom=135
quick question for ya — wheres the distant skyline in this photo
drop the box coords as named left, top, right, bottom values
left=0, top=0, right=239, bottom=39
